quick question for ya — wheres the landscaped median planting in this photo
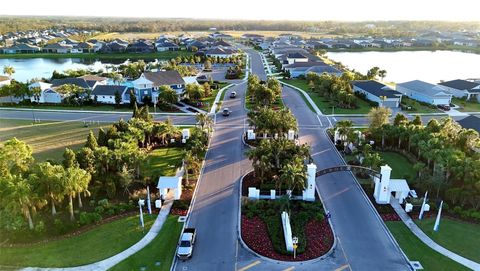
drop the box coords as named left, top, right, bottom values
left=240, top=197, right=333, bottom=261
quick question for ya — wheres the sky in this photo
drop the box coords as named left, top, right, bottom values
left=1, top=0, right=480, bottom=21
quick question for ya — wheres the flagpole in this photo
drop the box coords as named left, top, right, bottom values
left=433, top=201, right=443, bottom=232
left=147, top=186, right=152, bottom=215
left=419, top=191, right=428, bottom=220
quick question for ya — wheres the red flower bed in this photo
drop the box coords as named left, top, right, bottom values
left=170, top=208, right=188, bottom=216
left=241, top=215, right=333, bottom=261
left=381, top=213, right=401, bottom=221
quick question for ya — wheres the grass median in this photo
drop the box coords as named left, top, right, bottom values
left=0, top=214, right=156, bottom=268
left=109, top=215, right=183, bottom=271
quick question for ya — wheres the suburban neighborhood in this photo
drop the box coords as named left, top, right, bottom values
left=0, top=4, right=479, bottom=271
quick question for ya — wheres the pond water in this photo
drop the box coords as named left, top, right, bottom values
left=327, top=50, right=480, bottom=84
left=0, top=58, right=135, bottom=82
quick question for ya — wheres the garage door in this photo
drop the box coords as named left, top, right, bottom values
left=382, top=100, right=398, bottom=108
left=433, top=98, right=450, bottom=105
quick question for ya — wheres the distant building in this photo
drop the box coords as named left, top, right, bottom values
left=397, top=80, right=452, bottom=105
left=0, top=75, right=11, bottom=87
left=91, top=85, right=129, bottom=104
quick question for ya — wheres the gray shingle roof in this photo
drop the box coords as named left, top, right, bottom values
left=353, top=80, right=402, bottom=98
left=397, top=80, right=451, bottom=97
left=439, top=79, right=480, bottom=91
left=457, top=115, right=480, bottom=133
left=143, top=71, right=185, bottom=86
left=51, top=78, right=90, bottom=89
left=92, top=85, right=128, bottom=96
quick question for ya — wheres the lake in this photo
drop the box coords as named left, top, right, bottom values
left=0, top=58, right=133, bottom=82
left=327, top=50, right=480, bottom=84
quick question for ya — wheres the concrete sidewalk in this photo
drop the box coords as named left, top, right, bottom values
left=390, top=199, right=480, bottom=271
left=21, top=195, right=175, bottom=271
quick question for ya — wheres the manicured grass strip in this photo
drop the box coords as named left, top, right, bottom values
left=379, top=152, right=417, bottom=182
left=0, top=104, right=134, bottom=112
left=109, top=215, right=183, bottom=271
left=200, top=82, right=228, bottom=112
left=0, top=215, right=156, bottom=268
left=0, top=119, right=110, bottom=162
left=385, top=221, right=470, bottom=271
left=0, top=51, right=194, bottom=60
left=415, top=217, right=480, bottom=263
left=142, top=147, right=184, bottom=179
left=452, top=98, right=480, bottom=112
left=281, top=79, right=373, bottom=114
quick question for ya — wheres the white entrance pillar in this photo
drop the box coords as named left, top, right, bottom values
left=303, top=163, right=316, bottom=201
left=374, top=165, right=392, bottom=204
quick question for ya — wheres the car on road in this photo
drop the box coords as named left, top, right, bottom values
left=437, top=104, right=451, bottom=111
left=230, top=91, right=237, bottom=98
left=177, top=228, right=196, bottom=260
left=222, top=108, right=230, bottom=116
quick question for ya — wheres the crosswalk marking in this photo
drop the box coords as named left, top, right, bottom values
left=237, top=260, right=261, bottom=271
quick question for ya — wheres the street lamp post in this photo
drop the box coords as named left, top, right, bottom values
left=292, top=236, right=298, bottom=259
left=331, top=106, right=335, bottom=116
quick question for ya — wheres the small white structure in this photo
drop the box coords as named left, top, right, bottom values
left=247, top=129, right=256, bottom=140
left=287, top=130, right=295, bottom=140
left=270, top=190, right=276, bottom=200
left=281, top=211, right=294, bottom=252
left=374, top=165, right=411, bottom=204
left=302, top=163, right=316, bottom=201
left=248, top=187, right=260, bottom=200
left=157, top=167, right=184, bottom=200
left=182, top=129, right=190, bottom=140
left=405, top=203, right=413, bottom=212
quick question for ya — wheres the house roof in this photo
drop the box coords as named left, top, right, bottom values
left=92, top=85, right=128, bottom=96
left=205, top=47, right=236, bottom=55
left=353, top=80, right=402, bottom=98
left=457, top=115, right=480, bottom=133
left=285, top=61, right=327, bottom=68
left=44, top=43, right=73, bottom=49
left=287, top=52, right=308, bottom=59
left=51, top=78, right=90, bottom=89
left=79, top=75, right=107, bottom=82
left=438, top=79, right=480, bottom=91
left=397, top=80, right=452, bottom=97
left=214, top=40, right=231, bottom=47
left=143, top=71, right=185, bottom=87
left=0, top=75, right=10, bottom=82
left=306, top=65, right=343, bottom=75
left=29, top=81, right=52, bottom=90
left=389, top=179, right=410, bottom=192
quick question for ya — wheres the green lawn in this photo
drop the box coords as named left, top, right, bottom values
left=0, top=51, right=195, bottom=60
left=109, top=215, right=183, bottom=271
left=200, top=82, right=229, bottom=112
left=0, top=104, right=133, bottom=112
left=281, top=79, right=373, bottom=114
left=0, top=214, right=156, bottom=268
left=401, top=97, right=441, bottom=113
left=415, top=217, right=480, bottom=263
left=142, top=147, right=184, bottom=179
left=452, top=98, right=480, bottom=112
left=386, top=221, right=470, bottom=271
left=0, top=119, right=110, bottom=162
left=379, top=151, right=417, bottom=182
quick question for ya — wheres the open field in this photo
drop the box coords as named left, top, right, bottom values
left=142, top=147, right=184, bottom=179
left=110, top=215, right=183, bottom=271
left=0, top=51, right=194, bottom=60
left=0, top=215, right=156, bottom=268
left=0, top=119, right=110, bottom=162
left=385, top=221, right=470, bottom=271
left=416, top=217, right=480, bottom=263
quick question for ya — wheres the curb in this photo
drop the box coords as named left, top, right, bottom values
left=320, top=129, right=414, bottom=270
left=237, top=171, right=337, bottom=266
left=209, top=83, right=235, bottom=115
left=280, top=82, right=323, bottom=115
left=0, top=107, right=196, bottom=116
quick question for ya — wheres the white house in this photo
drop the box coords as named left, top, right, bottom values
left=0, top=75, right=11, bottom=87
left=205, top=47, right=239, bottom=58
left=286, top=52, right=309, bottom=65
left=28, top=81, right=61, bottom=103
left=396, top=80, right=452, bottom=106
left=132, top=70, right=186, bottom=102
left=438, top=79, right=480, bottom=101
left=91, top=85, right=129, bottom=104
left=353, top=80, right=403, bottom=108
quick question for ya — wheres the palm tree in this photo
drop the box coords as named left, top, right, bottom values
left=378, top=70, right=387, bottom=81
left=158, top=86, right=178, bottom=106
left=3, top=65, right=15, bottom=78
left=335, top=120, right=353, bottom=148
left=63, top=167, right=91, bottom=220
left=196, top=113, right=213, bottom=130
left=33, top=162, right=65, bottom=215
left=183, top=150, right=198, bottom=186
left=279, top=161, right=307, bottom=197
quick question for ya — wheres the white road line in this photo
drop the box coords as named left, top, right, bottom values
left=237, top=260, right=261, bottom=271
left=316, top=114, right=323, bottom=127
